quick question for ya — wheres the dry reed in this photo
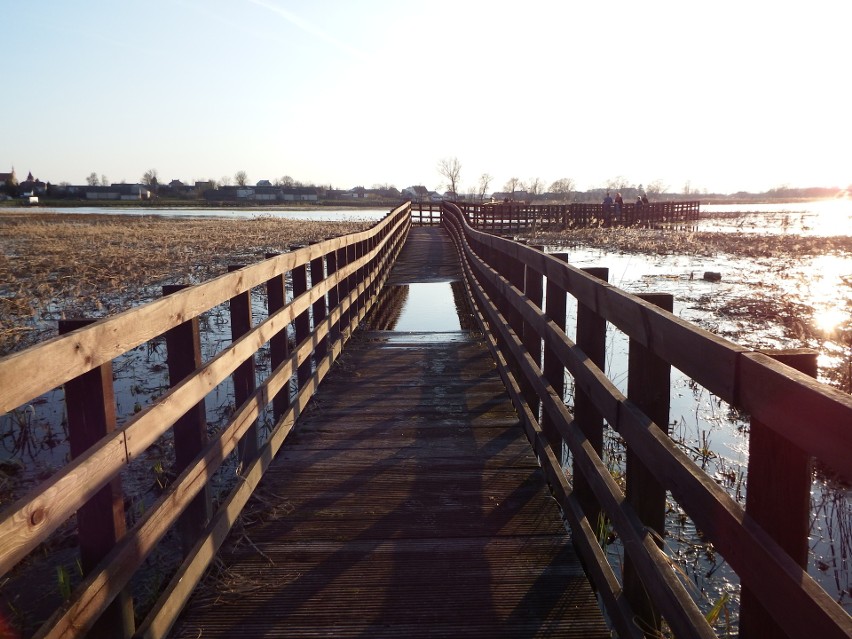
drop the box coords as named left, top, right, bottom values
left=0, top=212, right=373, bottom=355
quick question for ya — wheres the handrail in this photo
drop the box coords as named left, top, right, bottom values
left=440, top=201, right=852, bottom=639
left=429, top=200, right=701, bottom=231
left=0, top=202, right=411, bottom=638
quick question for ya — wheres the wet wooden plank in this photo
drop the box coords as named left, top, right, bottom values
left=386, top=226, right=460, bottom=284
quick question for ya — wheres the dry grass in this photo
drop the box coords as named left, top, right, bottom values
left=0, top=212, right=373, bottom=355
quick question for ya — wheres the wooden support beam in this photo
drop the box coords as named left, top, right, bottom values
left=739, top=348, right=818, bottom=639
left=542, top=253, right=570, bottom=460
left=59, top=319, right=134, bottom=639
left=228, top=264, right=258, bottom=464
left=289, top=248, right=312, bottom=388
left=264, top=254, right=291, bottom=422
left=623, top=293, right=673, bottom=636
left=573, top=267, right=609, bottom=532
left=163, top=285, right=212, bottom=557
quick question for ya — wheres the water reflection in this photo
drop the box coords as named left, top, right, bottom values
left=365, top=281, right=474, bottom=332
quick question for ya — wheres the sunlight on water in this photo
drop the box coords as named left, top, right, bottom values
left=702, top=198, right=852, bottom=236
left=805, top=255, right=851, bottom=334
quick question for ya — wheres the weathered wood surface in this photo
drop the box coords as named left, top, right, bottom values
left=170, top=228, right=609, bottom=638
left=385, top=226, right=460, bottom=284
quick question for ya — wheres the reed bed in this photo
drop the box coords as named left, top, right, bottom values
left=533, top=226, right=852, bottom=258
left=0, top=212, right=373, bottom=355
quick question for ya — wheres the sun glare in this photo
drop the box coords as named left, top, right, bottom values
left=805, top=255, right=851, bottom=334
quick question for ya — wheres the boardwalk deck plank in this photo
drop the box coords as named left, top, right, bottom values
left=170, top=228, right=609, bottom=638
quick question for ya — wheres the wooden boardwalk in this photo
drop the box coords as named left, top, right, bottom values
left=170, top=228, right=609, bottom=638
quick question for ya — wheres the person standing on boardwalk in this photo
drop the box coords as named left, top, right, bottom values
left=602, top=191, right=613, bottom=226
left=614, top=192, right=624, bottom=223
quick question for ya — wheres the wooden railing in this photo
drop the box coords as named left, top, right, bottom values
left=410, top=202, right=443, bottom=226
left=440, top=202, right=852, bottom=639
left=0, top=203, right=411, bottom=639
left=411, top=200, right=700, bottom=232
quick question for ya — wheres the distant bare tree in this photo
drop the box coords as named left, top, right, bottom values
left=437, top=157, right=462, bottom=196
left=605, top=175, right=630, bottom=191
left=86, top=172, right=100, bottom=186
left=101, top=175, right=109, bottom=187
left=234, top=171, right=248, bottom=187
left=647, top=180, right=666, bottom=196
left=527, top=177, right=544, bottom=197
left=477, top=173, right=492, bottom=202
left=549, top=178, right=575, bottom=202
left=220, top=175, right=232, bottom=186
left=503, top=177, right=522, bottom=197
left=142, top=168, right=159, bottom=187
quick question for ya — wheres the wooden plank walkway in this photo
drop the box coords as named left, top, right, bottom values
left=170, top=228, right=609, bottom=638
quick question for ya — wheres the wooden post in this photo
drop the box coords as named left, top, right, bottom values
left=59, top=319, right=134, bottom=639
left=228, top=265, right=258, bottom=464
left=505, top=248, right=526, bottom=340
left=264, top=254, right=291, bottom=422
left=573, top=267, right=609, bottom=532
left=326, top=249, right=340, bottom=346
left=523, top=246, right=545, bottom=420
left=346, top=242, right=358, bottom=328
left=336, top=246, right=350, bottom=339
left=623, top=293, right=673, bottom=636
left=289, top=248, right=311, bottom=388
left=542, top=253, right=570, bottom=460
left=739, top=349, right=817, bottom=639
left=162, top=285, right=212, bottom=557
left=310, top=245, right=328, bottom=364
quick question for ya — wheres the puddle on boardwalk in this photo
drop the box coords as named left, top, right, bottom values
left=364, top=280, right=474, bottom=333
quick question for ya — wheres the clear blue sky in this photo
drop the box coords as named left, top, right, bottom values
left=2, top=0, right=848, bottom=194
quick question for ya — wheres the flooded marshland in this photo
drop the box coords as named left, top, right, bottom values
left=1, top=202, right=850, bottom=635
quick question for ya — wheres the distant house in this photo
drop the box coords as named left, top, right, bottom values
left=402, top=185, right=429, bottom=202
left=84, top=184, right=151, bottom=200
left=18, top=171, right=47, bottom=196
left=194, top=181, right=214, bottom=194
left=281, top=187, right=319, bottom=202
left=203, top=186, right=236, bottom=202
left=84, top=186, right=122, bottom=200
left=256, top=179, right=272, bottom=187
left=0, top=169, right=17, bottom=195
left=254, top=186, right=279, bottom=201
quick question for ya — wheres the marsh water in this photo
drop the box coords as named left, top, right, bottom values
left=1, top=200, right=851, bottom=634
